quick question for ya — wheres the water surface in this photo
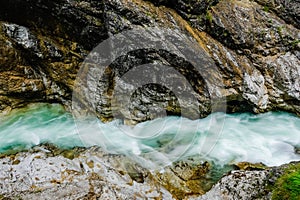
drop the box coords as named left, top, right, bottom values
left=0, top=103, right=299, bottom=170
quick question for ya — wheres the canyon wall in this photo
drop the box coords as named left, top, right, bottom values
left=0, top=0, right=299, bottom=123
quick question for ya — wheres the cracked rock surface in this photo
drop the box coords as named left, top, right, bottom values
left=0, top=145, right=296, bottom=199
left=0, top=0, right=299, bottom=123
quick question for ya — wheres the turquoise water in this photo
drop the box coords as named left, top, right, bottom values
left=0, top=103, right=299, bottom=169
left=0, top=104, right=83, bottom=152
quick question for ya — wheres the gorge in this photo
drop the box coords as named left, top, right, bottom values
left=0, top=0, right=299, bottom=199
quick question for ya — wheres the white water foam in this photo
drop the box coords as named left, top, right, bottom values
left=0, top=103, right=299, bottom=169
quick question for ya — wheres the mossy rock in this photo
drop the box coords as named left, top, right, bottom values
left=234, top=162, right=268, bottom=171
left=272, top=163, right=300, bottom=200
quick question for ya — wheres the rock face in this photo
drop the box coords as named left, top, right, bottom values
left=192, top=170, right=273, bottom=200
left=0, top=0, right=299, bottom=123
left=0, top=145, right=225, bottom=199
left=0, top=146, right=172, bottom=199
left=0, top=145, right=297, bottom=199
left=194, top=161, right=300, bottom=200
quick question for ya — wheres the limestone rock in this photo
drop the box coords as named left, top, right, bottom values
left=0, top=145, right=298, bottom=199
left=0, top=146, right=173, bottom=199
left=194, top=170, right=272, bottom=200
left=0, top=0, right=299, bottom=122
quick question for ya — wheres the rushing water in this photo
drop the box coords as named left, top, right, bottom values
left=0, top=103, right=299, bottom=169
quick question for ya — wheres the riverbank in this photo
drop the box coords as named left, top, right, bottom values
left=0, top=144, right=299, bottom=199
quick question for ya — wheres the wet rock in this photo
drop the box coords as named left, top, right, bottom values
left=295, top=146, right=300, bottom=154
left=233, top=161, right=268, bottom=171
left=154, top=158, right=215, bottom=199
left=0, top=0, right=299, bottom=123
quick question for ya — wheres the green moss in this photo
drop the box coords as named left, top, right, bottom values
left=206, top=10, right=213, bottom=23
left=290, top=39, right=300, bottom=48
left=277, top=26, right=283, bottom=33
left=272, top=163, right=300, bottom=200
left=263, top=5, right=269, bottom=12
left=277, top=26, right=284, bottom=38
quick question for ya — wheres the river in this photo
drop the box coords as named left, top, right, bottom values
left=1, top=103, right=299, bottom=170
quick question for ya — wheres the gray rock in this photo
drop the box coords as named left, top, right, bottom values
left=199, top=170, right=270, bottom=200
left=0, top=146, right=173, bottom=199
left=0, top=0, right=299, bottom=123
left=0, top=146, right=297, bottom=199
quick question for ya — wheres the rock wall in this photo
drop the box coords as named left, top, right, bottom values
left=0, top=0, right=299, bottom=123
